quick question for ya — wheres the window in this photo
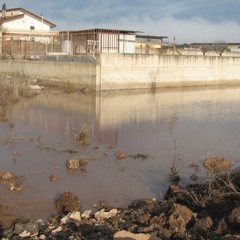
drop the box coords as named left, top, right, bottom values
left=30, top=26, right=35, bottom=30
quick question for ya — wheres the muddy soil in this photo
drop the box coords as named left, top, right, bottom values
left=1, top=161, right=240, bottom=240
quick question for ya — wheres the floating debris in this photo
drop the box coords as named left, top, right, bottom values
left=66, top=157, right=88, bottom=170
left=204, top=156, right=231, bottom=174
left=49, top=175, right=59, bottom=181
left=130, top=153, right=149, bottom=160
left=116, top=151, right=128, bottom=160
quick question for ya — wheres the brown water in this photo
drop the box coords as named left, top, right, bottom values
left=1, top=86, right=240, bottom=221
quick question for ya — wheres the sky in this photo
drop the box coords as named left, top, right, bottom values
left=4, top=0, right=240, bottom=44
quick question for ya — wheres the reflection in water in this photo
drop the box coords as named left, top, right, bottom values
left=1, top=86, right=240, bottom=220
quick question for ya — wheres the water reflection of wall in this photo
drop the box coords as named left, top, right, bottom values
left=97, top=87, right=240, bottom=128
left=10, top=87, right=240, bottom=146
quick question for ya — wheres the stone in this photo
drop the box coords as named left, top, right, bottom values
left=51, top=226, right=62, bottom=235
left=49, top=175, right=58, bottom=181
left=69, top=211, right=81, bottom=222
left=19, top=230, right=31, bottom=238
left=167, top=204, right=195, bottom=233
left=66, top=158, right=80, bottom=169
left=113, top=230, right=161, bottom=240
left=204, top=157, right=231, bottom=174
left=81, top=209, right=93, bottom=219
left=95, top=209, right=118, bottom=220
left=223, top=235, right=240, bottom=240
left=14, top=221, right=39, bottom=235
left=39, top=235, right=47, bottom=240
left=56, top=191, right=81, bottom=213
left=228, top=206, right=240, bottom=228
left=60, top=215, right=70, bottom=225
left=193, top=216, right=213, bottom=236
left=116, top=151, right=128, bottom=160
left=0, top=171, right=14, bottom=179
left=66, top=157, right=88, bottom=170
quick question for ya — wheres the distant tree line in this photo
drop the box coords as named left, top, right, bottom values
left=178, top=41, right=229, bottom=57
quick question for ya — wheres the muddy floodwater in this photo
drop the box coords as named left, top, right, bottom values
left=1, top=86, right=240, bottom=221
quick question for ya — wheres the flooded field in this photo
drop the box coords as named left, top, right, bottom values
left=1, top=86, right=240, bottom=221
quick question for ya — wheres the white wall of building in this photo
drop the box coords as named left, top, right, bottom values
left=1, top=14, right=50, bottom=31
left=119, top=34, right=135, bottom=54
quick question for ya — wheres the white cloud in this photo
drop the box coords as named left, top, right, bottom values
left=6, top=0, right=240, bottom=43
left=56, top=15, right=240, bottom=44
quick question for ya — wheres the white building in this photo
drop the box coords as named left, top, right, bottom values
left=0, top=4, right=58, bottom=57
left=0, top=3, right=56, bottom=32
left=60, top=29, right=137, bottom=55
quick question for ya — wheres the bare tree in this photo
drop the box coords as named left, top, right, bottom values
left=214, top=41, right=228, bottom=57
left=200, top=43, right=212, bottom=56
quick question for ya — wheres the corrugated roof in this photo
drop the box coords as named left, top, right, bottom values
left=60, top=28, right=142, bottom=35
left=136, top=34, right=168, bottom=40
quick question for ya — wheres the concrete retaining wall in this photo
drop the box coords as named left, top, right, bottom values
left=1, top=53, right=240, bottom=91
left=99, top=53, right=240, bottom=90
left=0, top=59, right=97, bottom=89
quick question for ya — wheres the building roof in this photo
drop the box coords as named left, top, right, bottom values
left=0, top=7, right=56, bottom=28
left=136, top=34, right=168, bottom=40
left=60, top=28, right=141, bottom=35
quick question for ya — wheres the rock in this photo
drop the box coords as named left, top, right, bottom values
left=69, top=211, right=81, bottom=222
left=60, top=215, right=70, bottom=225
left=19, top=230, right=31, bottom=238
left=167, top=204, right=195, bottom=234
left=39, top=235, right=47, bottom=240
left=0, top=171, right=14, bottom=179
left=116, top=151, right=128, bottom=160
left=49, top=175, right=58, bottom=181
left=56, top=191, right=81, bottom=213
left=66, top=158, right=80, bottom=169
left=138, top=223, right=160, bottom=233
left=60, top=211, right=81, bottom=225
left=14, top=221, right=39, bottom=235
left=223, top=235, right=240, bottom=240
left=66, top=157, right=88, bottom=170
left=51, top=226, right=62, bottom=235
left=30, top=84, right=42, bottom=90
left=14, top=223, right=25, bottom=235
left=228, top=207, right=240, bottom=228
left=81, top=209, right=93, bottom=219
left=95, top=209, right=118, bottom=220
left=113, top=230, right=161, bottom=240
left=204, top=157, right=231, bottom=174
left=192, top=216, right=213, bottom=236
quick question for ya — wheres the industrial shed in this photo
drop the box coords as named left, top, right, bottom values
left=59, top=28, right=138, bottom=55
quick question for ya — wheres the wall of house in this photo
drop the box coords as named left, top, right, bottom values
left=98, top=53, right=240, bottom=90
left=119, top=34, right=135, bottom=54
left=2, top=14, right=50, bottom=31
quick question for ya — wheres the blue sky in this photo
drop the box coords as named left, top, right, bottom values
left=4, top=0, right=240, bottom=43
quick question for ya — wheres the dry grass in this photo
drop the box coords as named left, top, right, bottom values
left=0, top=76, right=35, bottom=121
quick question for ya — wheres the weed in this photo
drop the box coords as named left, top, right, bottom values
left=75, top=125, right=88, bottom=144
left=168, top=139, right=181, bottom=182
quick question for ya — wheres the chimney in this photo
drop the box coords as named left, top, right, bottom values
left=2, top=3, right=6, bottom=18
